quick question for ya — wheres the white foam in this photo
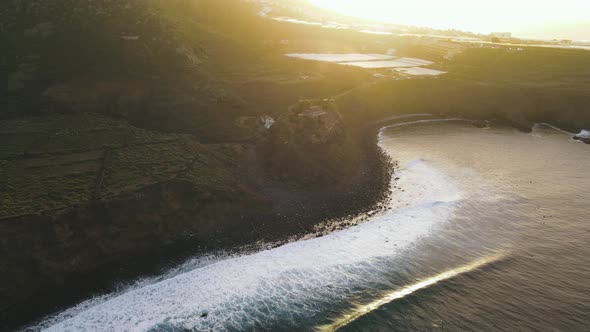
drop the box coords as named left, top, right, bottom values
left=35, top=149, right=461, bottom=331
left=378, top=118, right=470, bottom=141
left=577, top=129, right=590, bottom=138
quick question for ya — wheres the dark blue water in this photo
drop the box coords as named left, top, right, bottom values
left=338, top=122, right=590, bottom=331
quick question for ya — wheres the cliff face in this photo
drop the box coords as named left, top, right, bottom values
left=259, top=100, right=360, bottom=189
left=0, top=2, right=387, bottom=325
left=0, top=177, right=276, bottom=324
left=0, top=111, right=270, bottom=322
left=0, top=111, right=392, bottom=328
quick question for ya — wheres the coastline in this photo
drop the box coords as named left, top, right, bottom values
left=4, top=123, right=394, bottom=331
left=30, top=116, right=590, bottom=331
left=1, top=1, right=589, bottom=329
left=5, top=114, right=586, bottom=330
left=32, top=141, right=458, bottom=331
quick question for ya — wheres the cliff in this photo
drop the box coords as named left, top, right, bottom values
left=0, top=1, right=389, bottom=325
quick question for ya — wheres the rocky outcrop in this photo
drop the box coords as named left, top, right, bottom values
left=258, top=100, right=358, bottom=189
left=0, top=107, right=394, bottom=329
left=574, top=130, right=590, bottom=144
left=472, top=119, right=490, bottom=129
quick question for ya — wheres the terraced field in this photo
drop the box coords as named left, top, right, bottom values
left=0, top=113, right=239, bottom=218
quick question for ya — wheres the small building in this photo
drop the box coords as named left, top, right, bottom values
left=259, top=115, right=275, bottom=129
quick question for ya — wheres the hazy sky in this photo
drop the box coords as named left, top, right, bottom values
left=309, top=0, right=590, bottom=41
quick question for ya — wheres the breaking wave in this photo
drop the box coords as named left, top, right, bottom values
left=31, top=141, right=462, bottom=332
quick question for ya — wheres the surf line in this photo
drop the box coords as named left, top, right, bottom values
left=317, top=252, right=507, bottom=332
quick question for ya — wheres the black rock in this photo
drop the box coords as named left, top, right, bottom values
left=573, top=135, right=590, bottom=144
left=472, top=120, right=489, bottom=128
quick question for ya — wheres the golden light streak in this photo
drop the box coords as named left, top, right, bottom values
left=317, top=252, right=507, bottom=332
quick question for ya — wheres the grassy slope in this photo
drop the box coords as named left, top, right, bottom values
left=337, top=47, right=590, bottom=132
left=0, top=113, right=242, bottom=218
left=0, top=3, right=391, bottom=319
left=0, top=0, right=394, bottom=220
left=3, top=0, right=589, bottom=221
left=2, top=0, right=589, bottom=228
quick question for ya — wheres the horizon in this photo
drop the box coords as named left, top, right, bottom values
left=309, top=0, right=590, bottom=41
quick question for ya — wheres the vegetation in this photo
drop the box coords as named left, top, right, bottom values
left=2, top=0, right=589, bottom=234
left=2, top=1, right=590, bottom=327
left=0, top=113, right=240, bottom=217
left=0, top=0, right=377, bottom=219
left=448, top=47, right=590, bottom=87
left=337, top=47, right=590, bottom=132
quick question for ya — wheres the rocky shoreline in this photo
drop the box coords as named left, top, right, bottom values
left=2, top=123, right=394, bottom=331
left=5, top=113, right=588, bottom=331
left=574, top=130, right=590, bottom=144
left=2, top=1, right=589, bottom=330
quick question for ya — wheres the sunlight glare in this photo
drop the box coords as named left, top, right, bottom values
left=309, top=0, right=590, bottom=39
